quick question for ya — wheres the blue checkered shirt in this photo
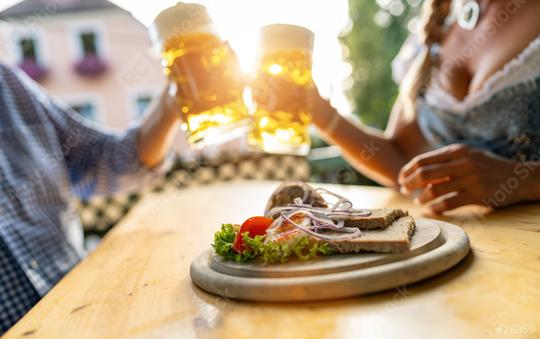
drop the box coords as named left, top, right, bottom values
left=0, top=64, right=172, bottom=334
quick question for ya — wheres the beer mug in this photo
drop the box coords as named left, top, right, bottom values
left=150, top=3, right=249, bottom=147
left=249, top=24, right=315, bottom=156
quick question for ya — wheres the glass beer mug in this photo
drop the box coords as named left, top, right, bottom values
left=248, top=24, right=315, bottom=156
left=150, top=3, right=249, bottom=147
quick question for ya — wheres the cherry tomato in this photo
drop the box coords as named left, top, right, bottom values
left=232, top=216, right=273, bottom=253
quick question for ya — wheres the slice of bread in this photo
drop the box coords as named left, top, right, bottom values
left=314, top=216, right=416, bottom=254
left=333, top=208, right=408, bottom=230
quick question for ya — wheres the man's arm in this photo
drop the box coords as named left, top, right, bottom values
left=137, top=87, right=181, bottom=168
left=12, top=66, right=181, bottom=199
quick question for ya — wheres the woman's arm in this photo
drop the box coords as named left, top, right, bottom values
left=311, top=88, right=430, bottom=187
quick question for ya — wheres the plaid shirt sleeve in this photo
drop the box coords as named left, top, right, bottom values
left=17, top=70, right=174, bottom=200
left=0, top=64, right=178, bottom=334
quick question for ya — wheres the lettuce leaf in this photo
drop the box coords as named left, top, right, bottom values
left=212, top=224, right=255, bottom=263
left=212, top=223, right=333, bottom=264
left=243, top=234, right=333, bottom=263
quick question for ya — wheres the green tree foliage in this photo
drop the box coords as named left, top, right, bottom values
left=341, top=0, right=421, bottom=129
left=309, top=1, right=422, bottom=186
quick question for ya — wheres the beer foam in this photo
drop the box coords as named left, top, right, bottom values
left=258, top=24, right=315, bottom=56
left=150, top=2, right=216, bottom=45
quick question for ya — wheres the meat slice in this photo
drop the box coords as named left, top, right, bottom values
left=265, top=213, right=308, bottom=245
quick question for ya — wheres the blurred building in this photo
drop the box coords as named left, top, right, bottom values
left=0, top=0, right=166, bottom=131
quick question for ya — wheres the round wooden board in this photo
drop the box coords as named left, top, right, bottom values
left=190, top=218, right=470, bottom=302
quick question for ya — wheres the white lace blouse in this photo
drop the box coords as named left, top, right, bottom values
left=391, top=33, right=540, bottom=113
left=391, top=33, right=540, bottom=161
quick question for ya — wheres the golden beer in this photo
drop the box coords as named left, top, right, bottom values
left=151, top=3, right=249, bottom=146
left=249, top=24, right=314, bottom=156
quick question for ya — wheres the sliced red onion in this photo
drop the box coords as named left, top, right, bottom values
left=314, top=187, right=349, bottom=201
left=266, top=205, right=371, bottom=219
left=265, top=206, right=298, bottom=219
left=330, top=198, right=353, bottom=212
left=309, top=214, right=344, bottom=228
left=311, top=224, right=360, bottom=234
left=263, top=187, right=370, bottom=241
left=327, top=211, right=372, bottom=218
left=305, top=187, right=369, bottom=214
left=311, top=219, right=325, bottom=231
left=339, top=227, right=362, bottom=234
left=306, top=215, right=360, bottom=234
left=281, top=211, right=362, bottom=241
left=282, top=210, right=332, bottom=229
left=314, top=188, right=352, bottom=210
left=266, top=216, right=284, bottom=233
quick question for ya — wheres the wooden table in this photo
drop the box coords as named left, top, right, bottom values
left=5, top=181, right=539, bottom=339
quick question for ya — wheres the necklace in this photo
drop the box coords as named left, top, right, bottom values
left=457, top=0, right=481, bottom=31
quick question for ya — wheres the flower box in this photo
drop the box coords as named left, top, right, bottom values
left=74, top=54, right=107, bottom=77
left=17, top=59, right=48, bottom=81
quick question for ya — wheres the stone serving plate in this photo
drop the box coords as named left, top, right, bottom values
left=190, top=218, right=470, bottom=302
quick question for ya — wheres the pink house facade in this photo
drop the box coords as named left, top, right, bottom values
left=0, top=0, right=166, bottom=131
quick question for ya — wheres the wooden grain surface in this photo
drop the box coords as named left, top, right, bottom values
left=4, top=181, right=540, bottom=339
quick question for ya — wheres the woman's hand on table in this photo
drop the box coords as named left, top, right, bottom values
left=398, top=144, right=540, bottom=213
